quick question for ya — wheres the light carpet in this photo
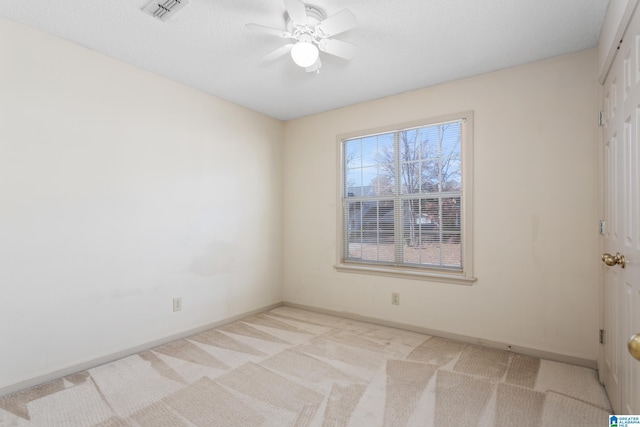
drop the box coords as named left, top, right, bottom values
left=0, top=306, right=612, bottom=426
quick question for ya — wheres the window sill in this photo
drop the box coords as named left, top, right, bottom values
left=334, top=263, right=477, bottom=285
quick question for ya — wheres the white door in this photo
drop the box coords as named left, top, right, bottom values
left=601, top=1, right=640, bottom=415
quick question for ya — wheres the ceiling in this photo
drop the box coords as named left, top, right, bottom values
left=0, top=0, right=609, bottom=121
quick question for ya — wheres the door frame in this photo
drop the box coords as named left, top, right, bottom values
left=597, top=0, right=640, bottom=402
left=598, top=1, right=638, bottom=382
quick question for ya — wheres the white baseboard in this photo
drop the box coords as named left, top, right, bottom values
left=283, top=301, right=597, bottom=369
left=2, top=299, right=597, bottom=399
left=0, top=302, right=283, bottom=398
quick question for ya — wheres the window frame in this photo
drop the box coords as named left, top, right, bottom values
left=334, top=112, right=476, bottom=285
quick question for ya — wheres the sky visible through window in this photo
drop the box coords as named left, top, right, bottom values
left=345, top=122, right=462, bottom=197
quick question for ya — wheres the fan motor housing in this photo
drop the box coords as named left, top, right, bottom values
left=286, top=4, right=326, bottom=31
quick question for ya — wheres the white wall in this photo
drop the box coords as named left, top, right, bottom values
left=283, top=49, right=600, bottom=361
left=0, top=17, right=283, bottom=391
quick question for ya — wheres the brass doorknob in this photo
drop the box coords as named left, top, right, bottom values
left=629, top=334, right=640, bottom=361
left=602, top=252, right=626, bottom=268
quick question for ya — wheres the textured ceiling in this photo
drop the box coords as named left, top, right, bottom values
left=0, top=0, right=609, bottom=120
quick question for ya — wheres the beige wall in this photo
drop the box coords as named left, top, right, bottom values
left=0, top=17, right=283, bottom=391
left=0, top=13, right=602, bottom=393
left=283, top=49, right=600, bottom=361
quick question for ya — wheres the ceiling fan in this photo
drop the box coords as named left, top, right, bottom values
left=246, top=0, right=357, bottom=72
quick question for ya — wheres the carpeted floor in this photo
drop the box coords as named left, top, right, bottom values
left=0, top=306, right=612, bottom=426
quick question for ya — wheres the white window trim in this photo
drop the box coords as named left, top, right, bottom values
left=334, top=111, right=476, bottom=285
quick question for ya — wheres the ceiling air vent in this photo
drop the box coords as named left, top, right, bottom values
left=142, top=0, right=188, bottom=22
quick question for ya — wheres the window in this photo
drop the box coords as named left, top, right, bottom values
left=336, top=112, right=475, bottom=284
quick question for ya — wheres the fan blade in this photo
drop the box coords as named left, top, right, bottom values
left=318, top=38, right=357, bottom=60
left=316, top=9, right=356, bottom=37
left=283, top=0, right=307, bottom=26
left=246, top=23, right=292, bottom=38
left=305, top=58, right=322, bottom=73
left=263, top=44, right=294, bottom=61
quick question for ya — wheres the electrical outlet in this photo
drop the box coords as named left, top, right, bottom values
left=173, top=297, right=182, bottom=312
left=391, top=292, right=400, bottom=305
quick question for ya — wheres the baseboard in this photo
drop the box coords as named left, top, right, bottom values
left=0, top=302, right=283, bottom=398
left=2, top=299, right=597, bottom=399
left=283, top=301, right=597, bottom=369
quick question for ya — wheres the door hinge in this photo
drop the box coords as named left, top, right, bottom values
left=600, top=329, right=605, bottom=344
left=598, top=111, right=605, bottom=126
left=599, top=220, right=606, bottom=235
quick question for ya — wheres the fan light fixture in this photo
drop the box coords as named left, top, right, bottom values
left=291, top=41, right=319, bottom=67
left=246, top=0, right=357, bottom=73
